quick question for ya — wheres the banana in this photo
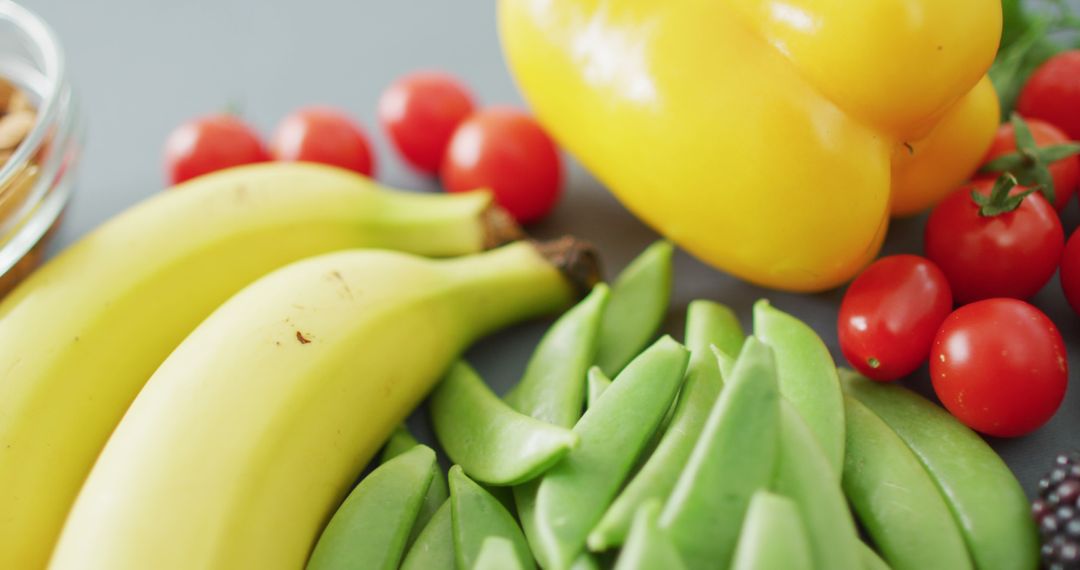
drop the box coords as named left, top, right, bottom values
left=0, top=162, right=517, bottom=569
left=49, top=241, right=587, bottom=570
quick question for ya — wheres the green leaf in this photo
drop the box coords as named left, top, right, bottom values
left=979, top=153, right=1028, bottom=174
left=1036, top=143, right=1080, bottom=163
left=1010, top=113, right=1039, bottom=156
left=990, top=17, right=1056, bottom=117
left=1032, top=163, right=1057, bottom=205
left=1000, top=0, right=1031, bottom=51
left=971, top=174, right=1038, bottom=217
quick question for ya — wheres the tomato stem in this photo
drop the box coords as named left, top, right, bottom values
left=971, top=173, right=1039, bottom=217
left=978, top=114, right=1080, bottom=206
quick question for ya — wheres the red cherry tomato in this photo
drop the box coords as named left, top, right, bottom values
left=930, top=299, right=1067, bottom=437
left=1018, top=51, right=1080, bottom=141
left=838, top=255, right=953, bottom=382
left=270, top=107, right=375, bottom=176
left=924, top=179, right=1064, bottom=304
left=379, top=71, right=475, bottom=174
left=441, top=107, right=562, bottom=224
left=1060, top=229, right=1080, bottom=316
left=978, top=118, right=1080, bottom=211
left=163, top=115, right=269, bottom=185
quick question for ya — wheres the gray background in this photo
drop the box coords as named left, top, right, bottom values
left=23, top=0, right=1080, bottom=495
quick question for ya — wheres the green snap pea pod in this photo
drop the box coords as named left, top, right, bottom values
left=473, top=537, right=525, bottom=570
left=773, top=400, right=861, bottom=570
left=753, top=300, right=844, bottom=477
left=613, top=501, right=686, bottom=570
left=842, top=396, right=972, bottom=570
left=431, top=361, right=578, bottom=486
left=483, top=483, right=518, bottom=518
left=380, top=424, right=420, bottom=464
left=659, top=337, right=780, bottom=570
left=861, top=543, right=892, bottom=570
left=687, top=299, right=745, bottom=357
left=589, top=300, right=743, bottom=550
left=306, top=445, right=436, bottom=570
left=585, top=367, right=612, bottom=409
left=594, top=240, right=674, bottom=376
left=523, top=336, right=690, bottom=570
left=449, top=465, right=535, bottom=570
left=379, top=424, right=449, bottom=546
left=730, top=491, right=812, bottom=570
left=505, top=284, right=610, bottom=427
left=570, top=553, right=602, bottom=570
left=400, top=501, right=455, bottom=570
left=712, top=345, right=736, bottom=379
left=840, top=370, right=1039, bottom=570
left=412, top=471, right=449, bottom=546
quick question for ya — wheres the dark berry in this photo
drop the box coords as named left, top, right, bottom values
left=1045, top=516, right=1062, bottom=535
left=1037, top=452, right=1080, bottom=568
left=1064, top=542, right=1080, bottom=563
left=1067, top=519, right=1080, bottom=538
left=1061, top=481, right=1080, bottom=504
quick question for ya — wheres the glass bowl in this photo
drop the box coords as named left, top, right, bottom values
left=0, top=0, right=81, bottom=296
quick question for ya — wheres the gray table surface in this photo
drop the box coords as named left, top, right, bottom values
left=23, top=0, right=1080, bottom=498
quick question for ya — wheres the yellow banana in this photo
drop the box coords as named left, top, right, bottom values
left=0, top=162, right=516, bottom=569
left=50, top=241, right=585, bottom=569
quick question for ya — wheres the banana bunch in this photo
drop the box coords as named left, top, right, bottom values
left=0, top=162, right=578, bottom=569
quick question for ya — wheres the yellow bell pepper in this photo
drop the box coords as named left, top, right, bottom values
left=499, top=0, right=1002, bottom=291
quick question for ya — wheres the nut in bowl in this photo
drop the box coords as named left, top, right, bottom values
left=0, top=0, right=81, bottom=296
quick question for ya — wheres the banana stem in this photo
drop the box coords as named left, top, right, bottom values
left=439, top=239, right=600, bottom=340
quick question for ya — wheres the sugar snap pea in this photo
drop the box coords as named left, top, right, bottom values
left=400, top=501, right=454, bottom=570
left=730, top=491, right=812, bottom=570
left=711, top=345, right=736, bottom=379
left=753, top=300, right=845, bottom=478
left=660, top=337, right=780, bottom=570
left=380, top=424, right=420, bottom=464
left=840, top=370, right=1038, bottom=570
left=431, top=361, right=578, bottom=486
left=306, top=445, right=436, bottom=570
left=773, top=400, right=861, bottom=570
left=570, top=553, right=602, bottom=570
left=686, top=299, right=745, bottom=357
left=473, top=536, right=526, bottom=570
left=594, top=240, right=674, bottom=376
left=505, top=284, right=610, bottom=427
left=613, top=501, right=686, bottom=570
left=522, top=336, right=690, bottom=570
left=861, top=543, right=891, bottom=570
left=589, top=300, right=742, bottom=550
left=449, top=465, right=535, bottom=570
left=842, top=395, right=972, bottom=570
left=585, top=367, right=612, bottom=409
left=379, top=424, right=448, bottom=546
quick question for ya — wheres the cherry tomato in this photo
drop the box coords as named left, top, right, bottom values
left=930, top=299, right=1067, bottom=437
left=978, top=118, right=1080, bottom=211
left=1018, top=51, right=1080, bottom=141
left=924, top=178, right=1064, bottom=304
left=270, top=107, right=375, bottom=176
left=1060, top=229, right=1080, bottom=316
left=379, top=71, right=475, bottom=174
left=441, top=107, right=562, bottom=224
left=838, top=255, right=953, bottom=382
left=163, top=115, right=269, bottom=185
